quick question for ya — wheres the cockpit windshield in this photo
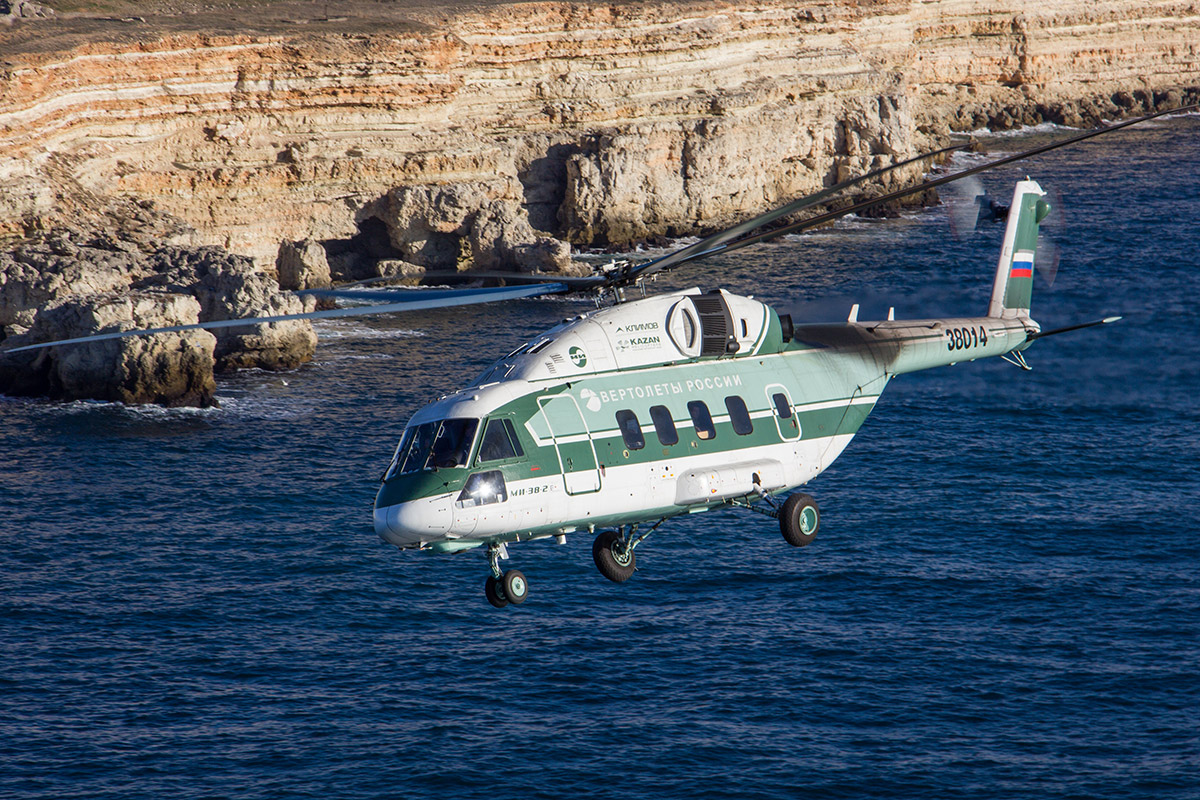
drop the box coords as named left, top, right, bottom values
left=395, top=418, right=479, bottom=474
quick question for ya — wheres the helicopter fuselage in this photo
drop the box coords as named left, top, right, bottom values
left=373, top=287, right=1032, bottom=554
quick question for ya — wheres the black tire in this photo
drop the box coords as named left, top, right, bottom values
left=485, top=575, right=509, bottom=608
left=780, top=492, right=820, bottom=547
left=592, top=529, right=636, bottom=583
left=502, top=569, right=529, bottom=605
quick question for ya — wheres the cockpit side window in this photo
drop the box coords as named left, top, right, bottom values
left=477, top=418, right=524, bottom=463
left=426, top=418, right=480, bottom=470
left=399, top=422, right=437, bottom=474
left=384, top=426, right=417, bottom=481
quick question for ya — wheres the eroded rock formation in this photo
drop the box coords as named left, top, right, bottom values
left=0, top=217, right=316, bottom=406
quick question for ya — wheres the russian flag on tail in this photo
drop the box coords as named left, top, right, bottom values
left=1010, top=249, right=1035, bottom=279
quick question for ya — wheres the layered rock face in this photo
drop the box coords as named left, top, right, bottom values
left=0, top=1, right=1197, bottom=405
left=2, top=1, right=1197, bottom=264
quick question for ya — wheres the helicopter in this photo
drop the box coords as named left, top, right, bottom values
left=6, top=106, right=1191, bottom=607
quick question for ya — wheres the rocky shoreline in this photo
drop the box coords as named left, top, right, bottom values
left=0, top=201, right=316, bottom=406
left=2, top=1, right=1198, bottom=406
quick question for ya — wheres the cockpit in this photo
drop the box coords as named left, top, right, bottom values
left=383, top=416, right=526, bottom=481
left=386, top=418, right=478, bottom=477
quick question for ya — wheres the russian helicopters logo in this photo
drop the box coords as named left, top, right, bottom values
left=579, top=388, right=603, bottom=412
left=569, top=346, right=587, bottom=368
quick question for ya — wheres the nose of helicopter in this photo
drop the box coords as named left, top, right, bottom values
left=374, top=498, right=453, bottom=547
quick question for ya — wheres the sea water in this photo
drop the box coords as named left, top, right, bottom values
left=1, top=116, right=1198, bottom=799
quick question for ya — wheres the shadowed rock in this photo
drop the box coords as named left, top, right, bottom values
left=0, top=292, right=217, bottom=406
left=0, top=228, right=315, bottom=406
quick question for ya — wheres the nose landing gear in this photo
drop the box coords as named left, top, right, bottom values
left=483, top=541, right=529, bottom=608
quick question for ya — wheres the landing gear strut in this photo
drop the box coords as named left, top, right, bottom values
left=483, top=541, right=528, bottom=608
left=730, top=486, right=821, bottom=547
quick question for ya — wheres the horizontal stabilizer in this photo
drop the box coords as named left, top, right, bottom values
left=1026, top=315, right=1123, bottom=342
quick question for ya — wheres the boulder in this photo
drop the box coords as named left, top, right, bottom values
left=276, top=238, right=332, bottom=291
left=148, top=246, right=317, bottom=371
left=1, top=228, right=317, bottom=406
left=0, top=1, right=55, bottom=22
left=0, top=231, right=147, bottom=329
left=0, top=292, right=217, bottom=407
left=375, top=259, right=426, bottom=284
left=469, top=201, right=579, bottom=274
left=375, top=179, right=578, bottom=274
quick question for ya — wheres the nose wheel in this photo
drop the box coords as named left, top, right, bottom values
left=483, top=542, right=529, bottom=608
left=484, top=569, right=528, bottom=608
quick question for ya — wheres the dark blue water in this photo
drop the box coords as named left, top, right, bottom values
left=2, top=117, right=1198, bottom=799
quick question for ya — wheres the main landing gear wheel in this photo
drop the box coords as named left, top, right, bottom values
left=593, top=529, right=636, bottom=583
left=484, top=575, right=508, bottom=608
left=780, top=492, right=820, bottom=547
left=502, top=569, right=529, bottom=605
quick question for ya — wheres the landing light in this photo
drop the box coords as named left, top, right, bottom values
left=456, top=470, right=508, bottom=508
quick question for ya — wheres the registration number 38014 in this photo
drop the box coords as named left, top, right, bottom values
left=946, top=325, right=989, bottom=352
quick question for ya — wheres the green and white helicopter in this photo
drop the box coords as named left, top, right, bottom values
left=9, top=108, right=1188, bottom=607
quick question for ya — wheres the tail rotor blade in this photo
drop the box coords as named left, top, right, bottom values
left=943, top=174, right=987, bottom=237
left=1035, top=240, right=1061, bottom=288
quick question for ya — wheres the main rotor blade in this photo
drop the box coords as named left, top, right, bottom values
left=673, top=104, right=1200, bottom=264
left=621, top=141, right=970, bottom=283
left=1, top=283, right=568, bottom=354
left=341, top=271, right=606, bottom=289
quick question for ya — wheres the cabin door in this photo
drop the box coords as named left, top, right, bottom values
left=538, top=395, right=602, bottom=495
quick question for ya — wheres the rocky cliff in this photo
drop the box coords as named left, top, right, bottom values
left=1, top=0, right=1198, bottom=404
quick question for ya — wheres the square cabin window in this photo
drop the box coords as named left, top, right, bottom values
left=615, top=409, right=645, bottom=450
left=649, top=405, right=678, bottom=446
left=687, top=400, right=716, bottom=440
left=725, top=395, right=753, bottom=436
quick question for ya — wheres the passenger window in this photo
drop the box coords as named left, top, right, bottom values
left=615, top=409, right=645, bottom=450
left=688, top=400, right=715, bottom=440
left=477, top=418, right=522, bottom=462
left=772, top=392, right=793, bottom=419
left=649, top=405, right=678, bottom=446
left=726, top=395, right=753, bottom=435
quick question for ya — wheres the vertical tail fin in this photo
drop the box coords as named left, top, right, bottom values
left=988, top=180, right=1050, bottom=319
